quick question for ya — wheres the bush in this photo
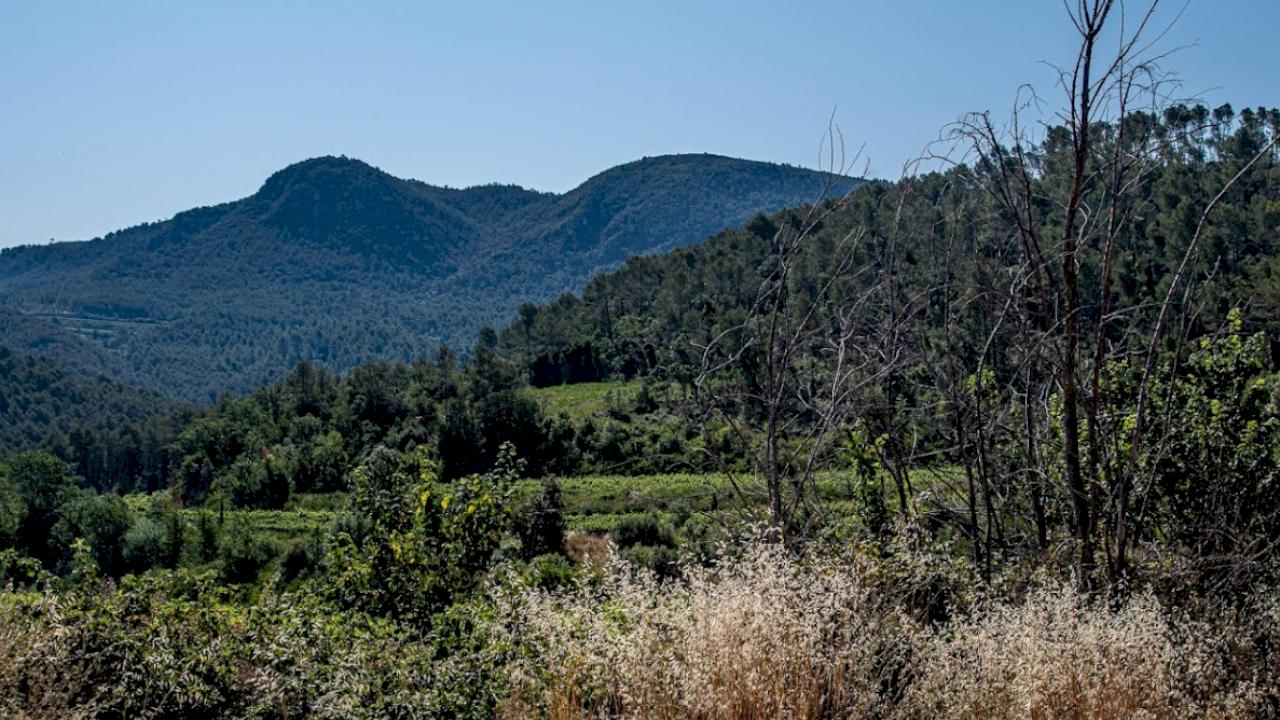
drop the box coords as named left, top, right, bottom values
left=122, top=514, right=182, bottom=572
left=522, top=553, right=577, bottom=591
left=0, top=572, right=497, bottom=719
left=0, top=549, right=44, bottom=589
left=278, top=534, right=323, bottom=584
left=217, top=517, right=271, bottom=584
left=611, top=512, right=674, bottom=549
left=619, top=543, right=679, bottom=578
left=512, top=477, right=565, bottom=560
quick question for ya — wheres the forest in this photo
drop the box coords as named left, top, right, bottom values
left=3, top=2, right=1280, bottom=717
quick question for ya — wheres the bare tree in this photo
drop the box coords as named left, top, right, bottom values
left=690, top=133, right=897, bottom=538
left=937, top=0, right=1277, bottom=589
left=919, top=0, right=1168, bottom=588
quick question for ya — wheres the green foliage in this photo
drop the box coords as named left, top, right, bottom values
left=512, top=476, right=566, bottom=560
left=330, top=444, right=520, bottom=625
left=0, top=549, right=44, bottom=589
left=1144, top=313, right=1280, bottom=564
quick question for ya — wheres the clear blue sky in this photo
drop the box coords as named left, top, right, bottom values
left=1, top=0, right=1276, bottom=248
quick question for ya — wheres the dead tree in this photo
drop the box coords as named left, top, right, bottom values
left=942, top=0, right=1180, bottom=588
left=690, top=135, right=896, bottom=539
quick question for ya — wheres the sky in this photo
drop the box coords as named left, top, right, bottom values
left=1, top=0, right=1277, bottom=249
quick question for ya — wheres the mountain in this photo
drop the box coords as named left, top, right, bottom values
left=0, top=154, right=858, bottom=402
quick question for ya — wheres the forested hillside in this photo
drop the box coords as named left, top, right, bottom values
left=0, top=154, right=856, bottom=402
left=503, top=105, right=1280, bottom=389
left=494, top=102, right=1280, bottom=584
left=0, top=347, right=186, bottom=464
left=0, top=306, right=135, bottom=381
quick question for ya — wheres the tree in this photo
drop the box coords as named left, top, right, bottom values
left=50, top=492, right=131, bottom=577
left=692, top=138, right=892, bottom=538
left=1, top=451, right=75, bottom=567
left=942, top=0, right=1279, bottom=588
left=513, top=477, right=565, bottom=560
left=330, top=443, right=520, bottom=625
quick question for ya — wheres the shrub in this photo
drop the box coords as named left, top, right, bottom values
left=610, top=512, right=673, bottom=549
left=218, top=516, right=271, bottom=584
left=0, top=572, right=494, bottom=719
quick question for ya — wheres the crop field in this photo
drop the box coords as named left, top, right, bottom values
left=520, top=467, right=955, bottom=533
left=125, top=467, right=956, bottom=550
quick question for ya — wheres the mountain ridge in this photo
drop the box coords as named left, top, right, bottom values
left=0, top=153, right=861, bottom=401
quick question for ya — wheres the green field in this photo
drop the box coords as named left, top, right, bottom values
left=527, top=380, right=642, bottom=419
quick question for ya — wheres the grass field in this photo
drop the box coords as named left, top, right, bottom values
left=527, top=380, right=642, bottom=419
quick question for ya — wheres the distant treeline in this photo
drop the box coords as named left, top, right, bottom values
left=9, top=333, right=709, bottom=507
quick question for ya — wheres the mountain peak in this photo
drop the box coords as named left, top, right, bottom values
left=257, top=155, right=391, bottom=198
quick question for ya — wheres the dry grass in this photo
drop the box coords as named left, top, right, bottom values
left=563, top=532, right=612, bottom=572
left=906, top=589, right=1177, bottom=719
left=2, top=540, right=1277, bottom=718
left=494, top=540, right=921, bottom=719
left=494, top=538, right=1280, bottom=720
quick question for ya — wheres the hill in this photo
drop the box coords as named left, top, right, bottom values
left=501, top=105, right=1280, bottom=388
left=0, top=154, right=858, bottom=401
left=0, top=346, right=182, bottom=454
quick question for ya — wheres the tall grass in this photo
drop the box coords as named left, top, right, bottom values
left=495, top=541, right=919, bottom=719
left=495, top=539, right=1280, bottom=720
